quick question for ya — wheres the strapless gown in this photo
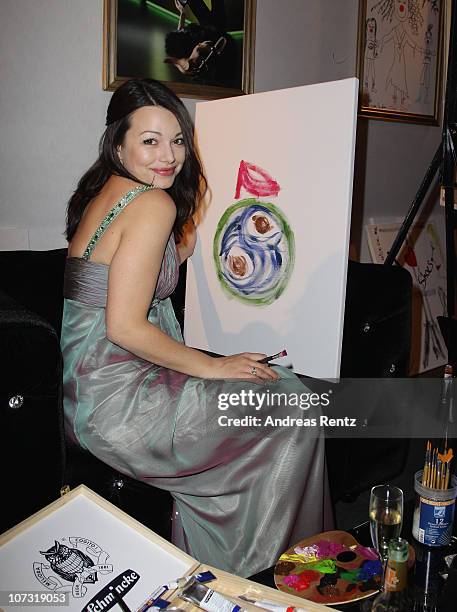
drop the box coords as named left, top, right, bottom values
left=61, top=186, right=332, bottom=577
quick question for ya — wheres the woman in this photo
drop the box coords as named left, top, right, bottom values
left=63, top=78, right=331, bottom=577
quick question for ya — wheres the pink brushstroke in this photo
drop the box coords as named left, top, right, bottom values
left=235, top=160, right=281, bottom=198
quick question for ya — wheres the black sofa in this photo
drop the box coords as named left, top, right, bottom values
left=0, top=248, right=412, bottom=534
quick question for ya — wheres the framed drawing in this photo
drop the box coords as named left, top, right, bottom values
left=357, top=0, right=444, bottom=124
left=366, top=219, right=447, bottom=374
left=103, top=0, right=256, bottom=100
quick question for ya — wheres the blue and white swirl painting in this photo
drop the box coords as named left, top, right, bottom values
left=213, top=198, right=295, bottom=305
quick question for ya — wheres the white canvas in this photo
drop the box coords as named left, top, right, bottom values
left=0, top=488, right=196, bottom=612
left=185, top=78, right=358, bottom=378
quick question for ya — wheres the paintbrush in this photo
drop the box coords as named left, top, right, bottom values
left=422, top=440, right=431, bottom=485
left=436, top=457, right=442, bottom=489
left=431, top=446, right=436, bottom=488
left=445, top=461, right=450, bottom=489
left=427, top=446, right=433, bottom=488
left=443, top=447, right=453, bottom=489
left=259, top=349, right=288, bottom=364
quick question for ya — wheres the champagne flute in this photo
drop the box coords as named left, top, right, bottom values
left=369, top=484, right=403, bottom=563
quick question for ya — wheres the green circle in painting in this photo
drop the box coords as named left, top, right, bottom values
left=213, top=198, right=295, bottom=306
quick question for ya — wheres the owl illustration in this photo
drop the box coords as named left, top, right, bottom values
left=40, top=541, right=97, bottom=583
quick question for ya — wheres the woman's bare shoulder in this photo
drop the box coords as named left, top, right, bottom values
left=121, top=187, right=177, bottom=225
left=105, top=190, right=176, bottom=258
left=69, top=180, right=176, bottom=260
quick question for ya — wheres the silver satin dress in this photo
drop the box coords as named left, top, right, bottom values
left=62, top=186, right=333, bottom=577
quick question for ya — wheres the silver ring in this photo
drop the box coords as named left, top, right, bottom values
left=251, top=366, right=257, bottom=376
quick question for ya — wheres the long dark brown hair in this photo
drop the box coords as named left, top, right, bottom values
left=65, top=79, right=206, bottom=242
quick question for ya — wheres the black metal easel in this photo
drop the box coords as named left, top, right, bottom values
left=384, top=0, right=457, bottom=372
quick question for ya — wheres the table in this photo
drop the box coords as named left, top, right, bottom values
left=248, top=506, right=457, bottom=611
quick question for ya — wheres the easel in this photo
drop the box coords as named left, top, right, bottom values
left=384, top=0, right=457, bottom=373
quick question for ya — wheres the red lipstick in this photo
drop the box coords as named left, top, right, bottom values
left=152, top=168, right=175, bottom=176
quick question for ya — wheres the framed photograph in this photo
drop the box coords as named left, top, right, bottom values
left=103, top=0, right=256, bottom=100
left=357, top=0, right=444, bottom=124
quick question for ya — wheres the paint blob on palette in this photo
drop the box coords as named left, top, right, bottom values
left=213, top=161, right=295, bottom=306
left=274, top=531, right=384, bottom=606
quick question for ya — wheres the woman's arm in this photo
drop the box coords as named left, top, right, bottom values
left=175, top=0, right=187, bottom=30
left=105, top=189, right=277, bottom=381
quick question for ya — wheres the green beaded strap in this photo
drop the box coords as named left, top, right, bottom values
left=82, top=184, right=154, bottom=261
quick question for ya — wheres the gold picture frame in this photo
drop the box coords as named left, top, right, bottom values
left=357, top=0, right=444, bottom=124
left=103, top=0, right=256, bottom=100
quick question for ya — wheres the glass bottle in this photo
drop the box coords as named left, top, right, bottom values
left=371, top=537, right=410, bottom=611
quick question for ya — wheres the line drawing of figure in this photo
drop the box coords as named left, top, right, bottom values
left=373, top=0, right=423, bottom=109
left=404, top=241, right=445, bottom=369
left=364, top=17, right=379, bottom=93
left=416, top=24, right=436, bottom=103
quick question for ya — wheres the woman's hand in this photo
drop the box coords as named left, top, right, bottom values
left=209, top=353, right=280, bottom=382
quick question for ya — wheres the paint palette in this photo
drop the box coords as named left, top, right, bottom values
left=274, top=530, right=383, bottom=606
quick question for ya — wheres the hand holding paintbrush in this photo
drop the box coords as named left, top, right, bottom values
left=258, top=349, right=287, bottom=364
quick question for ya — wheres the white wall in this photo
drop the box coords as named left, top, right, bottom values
left=0, top=0, right=107, bottom=248
left=254, top=0, right=359, bottom=91
left=0, top=0, right=447, bottom=256
left=0, top=0, right=195, bottom=249
left=356, top=119, right=442, bottom=261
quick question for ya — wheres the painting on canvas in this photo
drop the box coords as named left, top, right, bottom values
left=185, top=79, right=359, bottom=379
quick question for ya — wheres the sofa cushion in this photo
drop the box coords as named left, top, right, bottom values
left=0, top=248, right=67, bottom=334
left=0, top=290, right=64, bottom=531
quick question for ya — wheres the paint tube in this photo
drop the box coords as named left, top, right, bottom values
left=180, top=578, right=245, bottom=612
left=164, top=570, right=217, bottom=591
left=249, top=604, right=296, bottom=612
left=136, top=572, right=217, bottom=612
left=136, top=587, right=169, bottom=612
left=239, top=595, right=303, bottom=612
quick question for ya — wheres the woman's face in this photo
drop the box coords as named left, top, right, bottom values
left=395, top=0, right=408, bottom=22
left=117, top=105, right=186, bottom=189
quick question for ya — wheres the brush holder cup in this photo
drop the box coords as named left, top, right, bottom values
left=412, top=470, right=457, bottom=547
